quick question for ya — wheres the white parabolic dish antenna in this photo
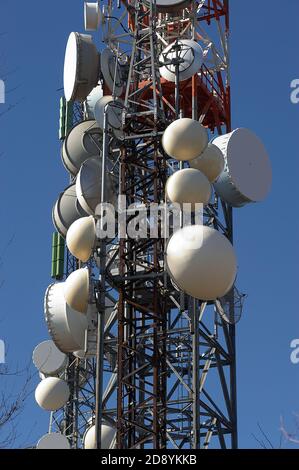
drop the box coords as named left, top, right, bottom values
left=64, top=32, right=100, bottom=102
left=62, top=120, right=102, bottom=176
left=76, top=157, right=117, bottom=215
left=84, top=424, right=116, bottom=449
left=100, top=48, right=124, bottom=97
left=84, top=85, right=103, bottom=119
left=212, top=128, right=272, bottom=207
left=159, top=40, right=203, bottom=82
left=32, top=340, right=67, bottom=376
left=166, top=225, right=237, bottom=301
left=52, top=184, right=88, bottom=238
left=94, top=95, right=124, bottom=140
left=44, top=283, right=88, bottom=353
left=84, top=2, right=101, bottom=31
left=145, top=0, right=190, bottom=11
left=36, top=433, right=70, bottom=450
left=35, top=377, right=70, bottom=411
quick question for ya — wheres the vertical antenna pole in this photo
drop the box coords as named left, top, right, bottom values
left=95, top=105, right=109, bottom=449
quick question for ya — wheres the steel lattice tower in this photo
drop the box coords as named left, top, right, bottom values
left=49, top=0, right=238, bottom=450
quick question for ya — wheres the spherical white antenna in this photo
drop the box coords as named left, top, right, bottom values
left=166, top=168, right=211, bottom=207
left=166, top=225, right=237, bottom=301
left=64, top=268, right=90, bottom=314
left=66, top=216, right=96, bottom=263
left=162, top=118, right=208, bottom=161
left=84, top=424, right=116, bottom=449
left=190, top=143, right=225, bottom=183
left=35, top=377, right=70, bottom=411
left=36, top=433, right=71, bottom=449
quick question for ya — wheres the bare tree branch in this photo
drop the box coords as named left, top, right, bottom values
left=252, top=422, right=277, bottom=449
left=257, top=422, right=274, bottom=449
left=0, top=34, right=32, bottom=449
left=0, top=98, right=25, bottom=118
left=280, top=415, right=299, bottom=445
left=251, top=433, right=267, bottom=449
left=0, top=362, right=36, bottom=448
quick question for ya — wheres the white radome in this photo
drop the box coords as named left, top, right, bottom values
left=84, top=424, right=116, bottom=449
left=212, top=128, right=272, bottom=207
left=166, top=225, right=237, bottom=300
left=66, top=216, right=96, bottom=262
left=145, top=0, right=190, bottom=11
left=44, top=283, right=88, bottom=353
left=61, top=120, right=102, bottom=176
left=63, top=32, right=100, bottom=102
left=100, top=48, right=124, bottom=97
left=166, top=168, right=211, bottom=207
left=64, top=268, right=90, bottom=314
left=84, top=2, right=101, bottom=31
left=76, top=157, right=117, bottom=215
left=94, top=95, right=124, bottom=139
left=52, top=184, right=88, bottom=238
left=190, top=143, right=225, bottom=183
left=162, top=118, right=208, bottom=161
left=84, top=85, right=103, bottom=119
left=36, top=433, right=70, bottom=449
left=35, top=377, right=70, bottom=411
left=32, top=340, right=67, bottom=376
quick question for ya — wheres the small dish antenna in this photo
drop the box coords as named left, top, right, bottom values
left=52, top=184, right=88, bottom=238
left=84, top=2, right=101, bottom=31
left=100, top=48, right=124, bottom=97
left=215, top=286, right=246, bottom=325
left=159, top=40, right=203, bottom=82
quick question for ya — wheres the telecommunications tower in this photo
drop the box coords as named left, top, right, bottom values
left=32, top=0, right=272, bottom=450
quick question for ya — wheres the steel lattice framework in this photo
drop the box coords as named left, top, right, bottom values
left=49, top=0, right=238, bottom=450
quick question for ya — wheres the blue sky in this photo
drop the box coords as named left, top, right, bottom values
left=0, top=0, right=298, bottom=448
